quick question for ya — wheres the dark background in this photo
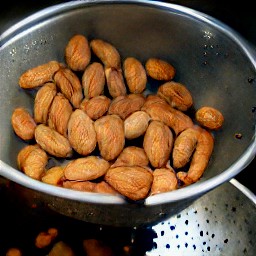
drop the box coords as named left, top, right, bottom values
left=0, top=0, right=255, bottom=193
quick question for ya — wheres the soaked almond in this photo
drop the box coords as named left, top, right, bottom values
left=48, top=93, right=73, bottom=138
left=67, top=109, right=97, bottom=156
left=41, top=166, right=64, bottom=185
left=112, top=146, right=149, bottom=167
left=82, top=62, right=105, bottom=99
left=54, top=67, right=83, bottom=108
left=11, top=107, right=36, bottom=141
left=143, top=120, right=174, bottom=168
left=145, top=58, right=175, bottom=81
left=151, top=167, right=178, bottom=195
left=34, top=82, right=57, bottom=124
left=195, top=106, right=224, bottom=130
left=157, top=81, right=193, bottom=111
left=18, top=145, right=48, bottom=180
left=64, top=156, right=110, bottom=181
left=90, top=39, right=121, bottom=68
left=108, top=94, right=145, bottom=119
left=35, top=124, right=73, bottom=158
left=124, top=110, right=150, bottom=139
left=94, top=114, right=125, bottom=161
left=105, top=166, right=153, bottom=201
left=80, top=95, right=111, bottom=120
left=105, top=67, right=127, bottom=98
left=19, top=60, right=61, bottom=89
left=65, top=34, right=91, bottom=72
left=123, top=57, right=147, bottom=93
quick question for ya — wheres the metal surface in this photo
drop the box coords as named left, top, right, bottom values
left=147, top=179, right=256, bottom=256
left=0, top=178, right=255, bottom=255
left=0, top=0, right=256, bottom=226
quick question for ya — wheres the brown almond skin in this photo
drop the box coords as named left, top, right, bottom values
left=34, top=82, right=57, bottom=124
left=94, top=181, right=119, bottom=195
left=151, top=167, right=178, bottom=195
left=111, top=146, right=149, bottom=168
left=82, top=62, right=105, bottom=99
left=108, top=94, right=145, bottom=119
left=124, top=110, right=150, bottom=139
left=143, top=120, right=174, bottom=168
left=142, top=96, right=193, bottom=135
left=172, top=126, right=201, bottom=169
left=105, top=67, right=127, bottom=98
left=105, top=166, right=153, bottom=201
left=19, top=61, right=61, bottom=89
left=63, top=180, right=96, bottom=192
left=35, top=124, right=73, bottom=158
left=123, top=57, right=147, bottom=94
left=90, top=39, right=121, bottom=69
left=17, top=144, right=40, bottom=170
left=54, top=67, right=83, bottom=108
left=67, top=109, right=97, bottom=156
left=94, top=114, right=125, bottom=161
left=157, top=81, right=193, bottom=111
left=145, top=58, right=175, bottom=81
left=177, top=128, right=214, bottom=185
left=18, top=145, right=48, bottom=180
left=80, top=95, right=111, bottom=120
left=11, top=107, right=36, bottom=141
left=64, top=156, right=110, bottom=181
left=65, top=34, right=91, bottom=72
left=195, top=106, right=224, bottom=130
left=47, top=93, right=73, bottom=138
left=41, top=166, right=64, bottom=185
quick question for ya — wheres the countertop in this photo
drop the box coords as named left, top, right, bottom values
left=1, top=0, right=255, bottom=194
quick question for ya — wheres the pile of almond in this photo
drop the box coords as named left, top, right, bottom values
left=11, top=35, right=224, bottom=202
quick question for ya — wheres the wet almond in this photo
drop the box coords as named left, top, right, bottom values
left=67, top=109, right=97, bottom=156
left=124, top=110, right=150, bottom=139
left=35, top=124, right=73, bottom=158
left=82, top=62, right=105, bottom=99
left=11, top=107, right=36, bottom=141
left=80, top=95, right=111, bottom=120
left=143, top=120, right=173, bottom=168
left=64, top=156, right=110, bottom=181
left=123, top=57, right=147, bottom=93
left=111, top=146, right=149, bottom=168
left=54, top=67, right=83, bottom=108
left=157, top=81, right=193, bottom=111
left=90, top=39, right=121, bottom=69
left=145, top=58, right=175, bottom=81
left=34, top=82, right=57, bottom=124
left=19, top=60, right=61, bottom=89
left=65, top=34, right=91, bottom=72
left=47, top=93, right=73, bottom=138
left=94, top=114, right=125, bottom=161
left=105, top=166, right=153, bottom=201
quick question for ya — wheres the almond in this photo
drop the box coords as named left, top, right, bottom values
left=143, top=120, right=173, bottom=168
left=123, top=57, right=147, bottom=93
left=54, top=67, right=83, bottom=108
left=11, top=107, right=36, bottom=141
left=35, top=124, right=73, bottom=158
left=82, top=62, right=105, bottom=99
left=105, top=166, right=153, bottom=201
left=19, top=60, right=61, bottom=88
left=94, top=114, right=125, bottom=161
left=64, top=156, right=110, bottom=181
left=145, top=58, right=175, bottom=81
left=67, top=109, right=97, bottom=156
left=65, top=34, right=91, bottom=72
